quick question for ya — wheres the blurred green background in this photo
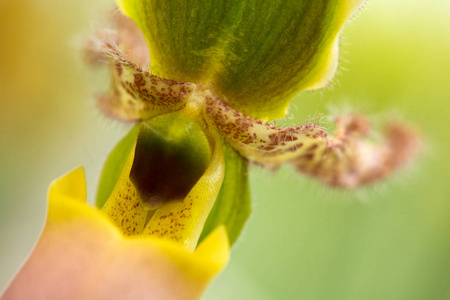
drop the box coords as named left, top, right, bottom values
left=1, top=0, right=449, bottom=299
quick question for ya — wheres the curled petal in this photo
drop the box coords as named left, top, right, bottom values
left=84, top=11, right=149, bottom=67
left=204, top=93, right=328, bottom=167
left=294, top=118, right=421, bottom=187
left=110, top=11, right=151, bottom=66
left=88, top=36, right=196, bottom=122
left=205, top=95, right=420, bottom=188
left=1, top=169, right=229, bottom=300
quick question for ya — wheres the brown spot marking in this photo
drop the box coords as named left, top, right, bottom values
left=134, top=73, right=145, bottom=87
left=300, top=153, right=314, bottom=161
left=306, top=144, right=319, bottom=152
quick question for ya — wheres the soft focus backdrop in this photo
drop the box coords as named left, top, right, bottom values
left=1, top=1, right=449, bottom=299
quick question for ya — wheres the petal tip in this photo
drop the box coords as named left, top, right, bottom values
left=48, top=167, right=86, bottom=203
left=195, top=225, right=230, bottom=272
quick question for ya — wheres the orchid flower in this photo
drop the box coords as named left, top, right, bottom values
left=89, top=0, right=418, bottom=193
left=2, top=0, right=420, bottom=299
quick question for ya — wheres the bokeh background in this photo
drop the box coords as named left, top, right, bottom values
left=1, top=0, right=449, bottom=299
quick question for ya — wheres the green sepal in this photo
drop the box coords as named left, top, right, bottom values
left=116, top=0, right=365, bottom=120
left=96, top=125, right=140, bottom=209
left=198, top=140, right=251, bottom=246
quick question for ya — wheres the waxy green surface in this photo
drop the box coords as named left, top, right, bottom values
left=117, top=0, right=364, bottom=120
left=199, top=141, right=251, bottom=246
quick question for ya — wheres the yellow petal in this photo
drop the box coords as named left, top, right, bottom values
left=48, top=166, right=86, bottom=203
left=101, top=114, right=226, bottom=250
left=142, top=133, right=225, bottom=251
left=101, top=144, right=151, bottom=236
left=1, top=169, right=229, bottom=300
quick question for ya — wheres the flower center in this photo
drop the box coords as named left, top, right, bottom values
left=130, top=112, right=212, bottom=210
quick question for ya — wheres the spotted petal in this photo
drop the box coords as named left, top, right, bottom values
left=204, top=94, right=420, bottom=188
left=98, top=44, right=196, bottom=122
